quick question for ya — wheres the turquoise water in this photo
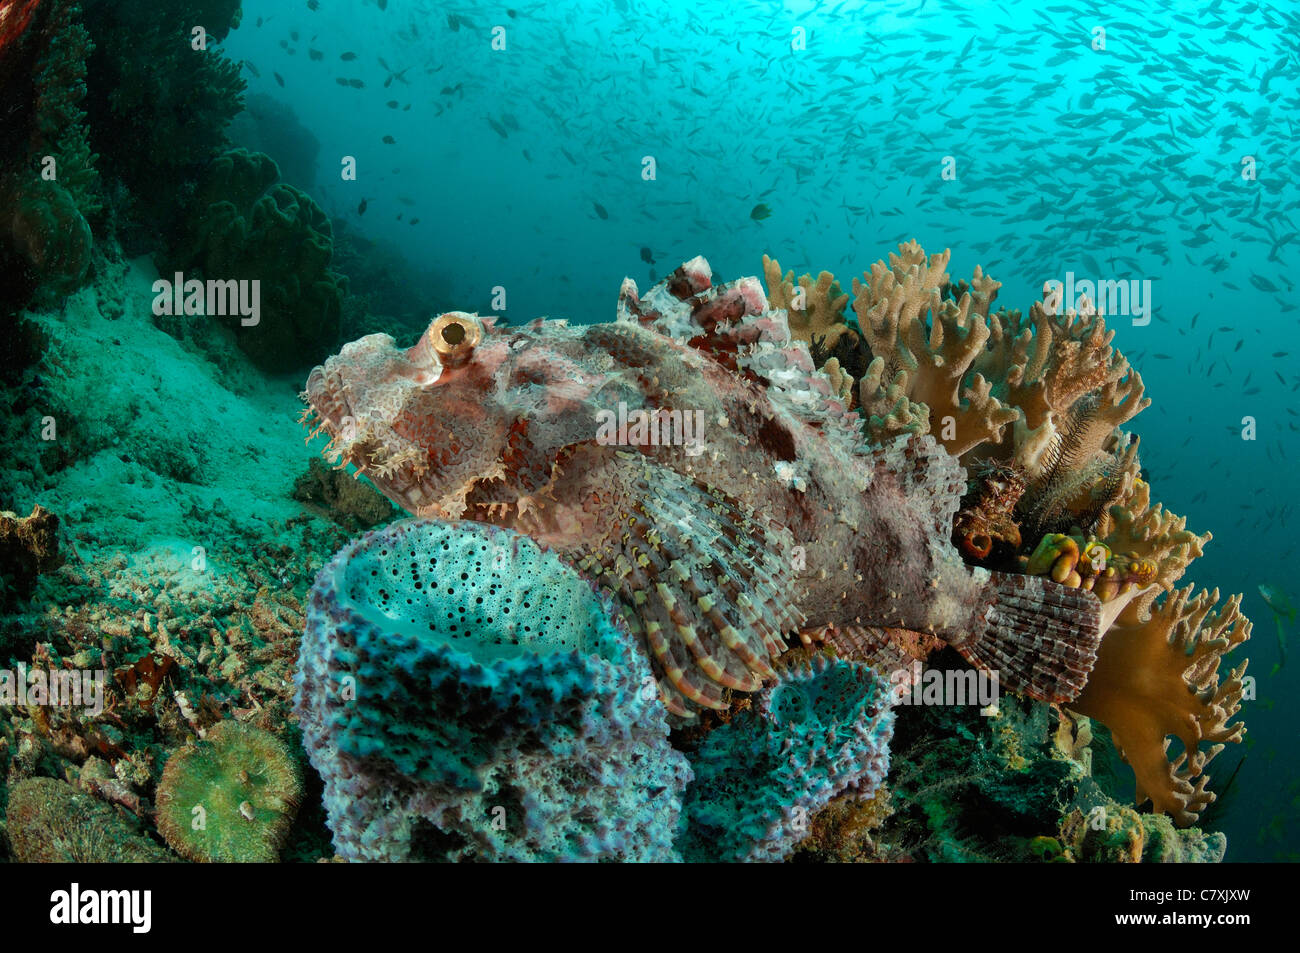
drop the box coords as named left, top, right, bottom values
left=215, top=0, right=1293, bottom=860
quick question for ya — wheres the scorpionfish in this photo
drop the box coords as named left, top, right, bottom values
left=302, top=257, right=1103, bottom=717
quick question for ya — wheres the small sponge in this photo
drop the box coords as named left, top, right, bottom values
left=678, top=656, right=894, bottom=862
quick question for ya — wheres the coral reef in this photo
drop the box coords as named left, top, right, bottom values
left=0, top=1, right=99, bottom=314
left=296, top=518, right=691, bottom=862
left=6, top=776, right=173, bottom=862
left=0, top=229, right=1253, bottom=864
left=165, top=148, right=346, bottom=371
left=677, top=655, right=893, bottom=862
left=762, top=241, right=1248, bottom=826
left=870, top=681, right=1226, bottom=862
left=30, top=0, right=99, bottom=219
left=80, top=0, right=245, bottom=242
left=155, top=720, right=303, bottom=862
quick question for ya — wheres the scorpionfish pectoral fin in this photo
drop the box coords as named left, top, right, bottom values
left=571, top=453, right=806, bottom=719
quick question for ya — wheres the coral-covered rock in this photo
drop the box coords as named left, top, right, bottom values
left=0, top=503, right=64, bottom=605
left=81, top=0, right=245, bottom=240
left=165, top=148, right=345, bottom=371
left=296, top=518, right=691, bottom=862
left=7, top=777, right=174, bottom=862
left=1060, top=805, right=1227, bottom=863
left=0, top=177, right=93, bottom=298
left=155, top=720, right=303, bottom=862
left=292, top=457, right=396, bottom=530
left=677, top=656, right=894, bottom=862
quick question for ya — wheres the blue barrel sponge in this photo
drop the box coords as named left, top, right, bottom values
left=678, top=655, right=895, bottom=862
left=296, top=518, right=691, bottom=861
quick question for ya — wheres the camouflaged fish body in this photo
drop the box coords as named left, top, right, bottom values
left=303, top=257, right=1103, bottom=717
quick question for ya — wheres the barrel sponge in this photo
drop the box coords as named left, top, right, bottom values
left=678, top=656, right=894, bottom=862
left=295, top=518, right=692, bottom=862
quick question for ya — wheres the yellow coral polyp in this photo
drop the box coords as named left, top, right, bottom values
left=1023, top=533, right=1083, bottom=586
left=1023, top=533, right=1159, bottom=605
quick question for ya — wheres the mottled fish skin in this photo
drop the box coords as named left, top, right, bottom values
left=303, top=258, right=1101, bottom=717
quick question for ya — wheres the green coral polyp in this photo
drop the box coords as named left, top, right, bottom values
left=155, top=720, right=303, bottom=863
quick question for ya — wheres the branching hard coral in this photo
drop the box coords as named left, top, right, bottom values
left=850, top=242, right=1019, bottom=457
left=30, top=0, right=100, bottom=218
left=1096, top=477, right=1210, bottom=619
left=857, top=356, right=930, bottom=444
left=762, top=254, right=855, bottom=355
left=773, top=242, right=1146, bottom=541
left=155, top=720, right=303, bottom=862
left=1069, top=585, right=1250, bottom=827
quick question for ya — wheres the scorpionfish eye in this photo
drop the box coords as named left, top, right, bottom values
left=427, top=312, right=482, bottom=364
